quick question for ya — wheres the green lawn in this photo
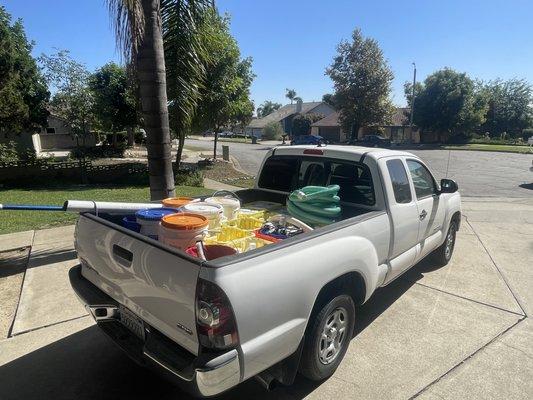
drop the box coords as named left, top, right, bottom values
left=443, top=143, right=533, bottom=154
left=0, top=185, right=212, bottom=235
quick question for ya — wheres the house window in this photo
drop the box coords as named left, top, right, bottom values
left=46, top=127, right=56, bottom=134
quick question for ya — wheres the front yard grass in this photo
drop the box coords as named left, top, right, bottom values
left=0, top=185, right=212, bottom=235
left=443, top=143, right=532, bottom=154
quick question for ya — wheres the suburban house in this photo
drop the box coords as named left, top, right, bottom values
left=1, top=114, right=95, bottom=156
left=246, top=100, right=335, bottom=138
left=310, top=107, right=420, bottom=144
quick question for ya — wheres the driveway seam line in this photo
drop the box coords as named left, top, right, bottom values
left=413, top=281, right=525, bottom=317
left=7, top=235, right=34, bottom=338
left=409, top=316, right=526, bottom=399
left=9, top=314, right=90, bottom=338
left=465, top=217, right=528, bottom=317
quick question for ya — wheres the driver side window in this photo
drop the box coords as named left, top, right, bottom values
left=407, top=160, right=437, bottom=199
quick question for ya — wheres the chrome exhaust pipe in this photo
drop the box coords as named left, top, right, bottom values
left=255, top=372, right=277, bottom=391
left=86, top=305, right=119, bottom=321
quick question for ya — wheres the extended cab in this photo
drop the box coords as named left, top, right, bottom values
left=70, top=145, right=461, bottom=396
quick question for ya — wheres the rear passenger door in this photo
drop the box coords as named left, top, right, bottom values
left=380, top=157, right=419, bottom=283
left=406, top=159, right=446, bottom=261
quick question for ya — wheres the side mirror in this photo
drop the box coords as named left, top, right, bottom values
left=440, top=178, right=458, bottom=193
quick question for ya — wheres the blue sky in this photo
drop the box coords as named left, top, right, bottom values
left=3, top=0, right=533, bottom=107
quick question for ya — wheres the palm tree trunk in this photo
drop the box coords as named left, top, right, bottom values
left=137, top=0, right=175, bottom=200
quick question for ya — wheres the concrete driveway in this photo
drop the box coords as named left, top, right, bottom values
left=185, top=139, right=533, bottom=198
left=0, top=197, right=531, bottom=399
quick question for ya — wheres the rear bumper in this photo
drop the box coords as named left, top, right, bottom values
left=69, top=265, right=241, bottom=397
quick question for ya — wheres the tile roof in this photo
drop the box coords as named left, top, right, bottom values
left=311, top=107, right=411, bottom=128
left=311, top=111, right=341, bottom=127
left=248, top=102, right=326, bottom=128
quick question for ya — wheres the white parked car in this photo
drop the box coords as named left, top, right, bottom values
left=70, top=145, right=461, bottom=396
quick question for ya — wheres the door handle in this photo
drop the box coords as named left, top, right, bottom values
left=419, top=210, right=427, bottom=220
left=112, top=244, right=133, bottom=266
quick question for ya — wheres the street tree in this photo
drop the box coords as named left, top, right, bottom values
left=39, top=50, right=95, bottom=138
left=0, top=7, right=49, bottom=134
left=408, top=68, right=488, bottom=140
left=285, top=88, right=297, bottom=104
left=257, top=100, right=281, bottom=118
left=481, top=78, right=533, bottom=137
left=326, top=28, right=394, bottom=140
left=193, top=12, right=254, bottom=158
left=163, top=0, right=213, bottom=168
left=322, top=93, right=338, bottom=109
left=89, top=62, right=138, bottom=146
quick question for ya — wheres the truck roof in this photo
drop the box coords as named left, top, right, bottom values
left=272, top=145, right=416, bottom=161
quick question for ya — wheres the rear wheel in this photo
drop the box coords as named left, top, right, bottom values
left=432, top=219, right=457, bottom=266
left=299, top=295, right=355, bottom=381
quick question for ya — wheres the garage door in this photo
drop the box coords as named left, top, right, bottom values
left=319, top=127, right=341, bottom=143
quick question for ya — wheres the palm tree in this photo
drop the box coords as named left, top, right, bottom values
left=106, top=0, right=175, bottom=200
left=285, top=88, right=297, bottom=104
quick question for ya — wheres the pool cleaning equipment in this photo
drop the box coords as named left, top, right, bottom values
left=0, top=200, right=163, bottom=214
left=205, top=191, right=241, bottom=220
left=158, top=213, right=209, bottom=250
left=136, top=208, right=180, bottom=239
left=257, top=214, right=313, bottom=240
left=286, top=185, right=341, bottom=226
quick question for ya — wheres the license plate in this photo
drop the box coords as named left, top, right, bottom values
left=119, top=305, right=145, bottom=341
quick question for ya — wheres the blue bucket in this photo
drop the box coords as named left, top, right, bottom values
left=122, top=215, right=141, bottom=233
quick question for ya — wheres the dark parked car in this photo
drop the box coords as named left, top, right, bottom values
left=355, top=134, right=391, bottom=148
left=291, top=135, right=327, bottom=145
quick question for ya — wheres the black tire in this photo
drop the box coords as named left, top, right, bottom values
left=432, top=219, right=458, bottom=266
left=299, top=295, right=355, bottom=381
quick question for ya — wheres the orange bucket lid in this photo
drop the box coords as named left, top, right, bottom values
left=161, top=212, right=208, bottom=230
left=162, top=197, right=193, bottom=208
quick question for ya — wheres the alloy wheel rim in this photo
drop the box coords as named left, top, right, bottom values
left=445, top=224, right=456, bottom=260
left=318, top=307, right=348, bottom=365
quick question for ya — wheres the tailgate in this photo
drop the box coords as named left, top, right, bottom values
left=75, top=213, right=201, bottom=355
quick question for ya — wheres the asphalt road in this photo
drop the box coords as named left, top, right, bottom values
left=185, top=139, right=533, bottom=197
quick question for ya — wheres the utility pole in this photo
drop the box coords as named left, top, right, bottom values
left=410, top=62, right=417, bottom=126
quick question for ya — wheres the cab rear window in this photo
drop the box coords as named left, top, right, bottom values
left=258, top=155, right=375, bottom=206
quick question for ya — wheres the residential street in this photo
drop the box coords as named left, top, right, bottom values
left=185, top=139, right=533, bottom=198
left=0, top=197, right=531, bottom=400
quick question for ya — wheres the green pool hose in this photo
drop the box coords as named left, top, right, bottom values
left=287, top=185, right=341, bottom=226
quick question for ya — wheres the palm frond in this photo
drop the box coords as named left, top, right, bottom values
left=162, top=0, right=213, bottom=132
left=105, top=0, right=145, bottom=62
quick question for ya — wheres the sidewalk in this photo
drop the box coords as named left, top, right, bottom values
left=0, top=198, right=531, bottom=399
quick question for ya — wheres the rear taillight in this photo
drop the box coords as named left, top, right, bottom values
left=195, top=279, right=239, bottom=350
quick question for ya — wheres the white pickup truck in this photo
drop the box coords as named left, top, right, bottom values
left=70, top=145, right=461, bottom=396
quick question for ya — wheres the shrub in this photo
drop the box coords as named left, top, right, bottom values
left=291, top=113, right=324, bottom=136
left=522, top=128, right=533, bottom=140
left=104, top=131, right=128, bottom=145
left=70, top=143, right=127, bottom=159
left=262, top=121, right=284, bottom=140
left=175, top=169, right=203, bottom=187
left=0, top=141, right=19, bottom=162
left=134, top=130, right=146, bottom=145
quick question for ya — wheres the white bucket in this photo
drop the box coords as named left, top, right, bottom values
left=158, top=213, right=209, bottom=250
left=135, top=208, right=180, bottom=239
left=205, top=197, right=240, bottom=220
left=181, top=202, right=224, bottom=230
